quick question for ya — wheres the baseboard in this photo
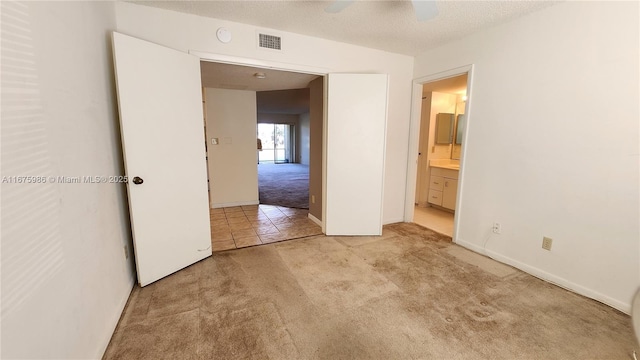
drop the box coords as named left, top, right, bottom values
left=455, top=238, right=631, bottom=314
left=308, top=213, right=323, bottom=228
left=211, top=200, right=259, bottom=209
left=97, top=275, right=136, bottom=359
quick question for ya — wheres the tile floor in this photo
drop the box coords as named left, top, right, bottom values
left=413, top=205, right=454, bottom=237
left=210, top=204, right=323, bottom=251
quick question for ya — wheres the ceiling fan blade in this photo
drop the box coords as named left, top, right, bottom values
left=412, top=0, right=439, bottom=22
left=325, top=0, right=355, bottom=13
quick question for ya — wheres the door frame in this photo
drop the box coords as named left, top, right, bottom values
left=404, top=64, right=475, bottom=242
left=191, top=50, right=330, bottom=232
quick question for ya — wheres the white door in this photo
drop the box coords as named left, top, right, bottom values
left=112, top=32, right=212, bottom=286
left=325, top=74, right=388, bottom=235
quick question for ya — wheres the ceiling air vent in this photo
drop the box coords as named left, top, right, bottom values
left=258, top=33, right=282, bottom=50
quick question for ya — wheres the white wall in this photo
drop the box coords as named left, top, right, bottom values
left=299, top=113, right=311, bottom=165
left=414, top=1, right=639, bottom=312
left=206, top=88, right=259, bottom=207
left=115, top=2, right=414, bottom=224
left=1, top=2, right=135, bottom=358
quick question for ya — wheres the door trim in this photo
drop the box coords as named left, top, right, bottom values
left=404, top=64, right=475, bottom=243
left=190, top=50, right=330, bottom=76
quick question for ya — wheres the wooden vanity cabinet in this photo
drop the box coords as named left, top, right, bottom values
left=428, top=167, right=458, bottom=211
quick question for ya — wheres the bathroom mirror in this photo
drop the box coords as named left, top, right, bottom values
left=455, top=114, right=465, bottom=144
left=435, top=113, right=454, bottom=144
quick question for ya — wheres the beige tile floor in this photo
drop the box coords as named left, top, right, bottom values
left=210, top=204, right=323, bottom=251
left=413, top=205, right=454, bottom=237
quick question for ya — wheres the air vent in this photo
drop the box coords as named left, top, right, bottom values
left=258, top=33, right=281, bottom=50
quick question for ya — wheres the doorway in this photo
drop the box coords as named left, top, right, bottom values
left=200, top=61, right=324, bottom=251
left=405, top=66, right=473, bottom=240
left=113, top=32, right=391, bottom=283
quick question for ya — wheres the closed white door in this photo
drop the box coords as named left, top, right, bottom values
left=325, top=74, right=388, bottom=235
left=112, top=32, right=211, bottom=286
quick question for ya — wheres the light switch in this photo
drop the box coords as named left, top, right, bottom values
left=211, top=138, right=219, bottom=145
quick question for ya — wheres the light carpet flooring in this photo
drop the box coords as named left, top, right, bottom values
left=104, top=223, right=636, bottom=359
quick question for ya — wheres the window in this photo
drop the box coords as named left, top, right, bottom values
left=257, top=123, right=294, bottom=164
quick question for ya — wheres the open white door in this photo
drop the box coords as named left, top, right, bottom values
left=112, top=32, right=211, bottom=286
left=325, top=74, right=388, bottom=235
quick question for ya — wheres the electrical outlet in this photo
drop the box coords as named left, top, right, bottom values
left=311, top=195, right=316, bottom=204
left=492, top=222, right=501, bottom=234
left=542, top=237, right=553, bottom=251
left=124, top=245, right=129, bottom=259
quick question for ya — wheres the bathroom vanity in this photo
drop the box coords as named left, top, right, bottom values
left=428, top=162, right=459, bottom=211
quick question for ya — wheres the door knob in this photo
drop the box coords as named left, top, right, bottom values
left=132, top=176, right=144, bottom=185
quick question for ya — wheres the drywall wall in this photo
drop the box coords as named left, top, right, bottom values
left=206, top=88, right=259, bottom=207
left=414, top=1, right=639, bottom=311
left=114, top=2, right=414, bottom=224
left=257, top=88, right=310, bottom=115
left=299, top=113, right=311, bottom=165
left=1, top=2, right=135, bottom=358
left=257, top=113, right=299, bottom=124
left=308, top=77, right=323, bottom=221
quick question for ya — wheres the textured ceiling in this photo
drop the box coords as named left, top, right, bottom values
left=200, top=61, right=318, bottom=91
left=201, top=61, right=316, bottom=114
left=132, top=0, right=558, bottom=56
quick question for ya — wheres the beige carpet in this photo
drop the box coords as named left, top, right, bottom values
left=104, top=223, right=637, bottom=359
left=258, top=163, right=309, bottom=209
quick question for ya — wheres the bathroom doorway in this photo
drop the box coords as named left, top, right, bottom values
left=406, top=67, right=472, bottom=239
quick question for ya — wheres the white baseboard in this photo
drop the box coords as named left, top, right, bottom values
left=211, top=200, right=259, bottom=209
left=308, top=213, right=323, bottom=228
left=455, top=238, right=630, bottom=314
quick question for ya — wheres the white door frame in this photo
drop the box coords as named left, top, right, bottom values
left=404, top=64, right=475, bottom=242
left=191, top=50, right=331, bottom=232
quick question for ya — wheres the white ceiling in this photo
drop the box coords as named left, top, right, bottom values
left=200, top=61, right=318, bottom=91
left=133, top=0, right=559, bottom=56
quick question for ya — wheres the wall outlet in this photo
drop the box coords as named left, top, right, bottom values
left=492, top=222, right=501, bottom=234
left=542, top=237, right=553, bottom=251
left=311, top=195, right=316, bottom=204
left=124, top=245, right=129, bottom=259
